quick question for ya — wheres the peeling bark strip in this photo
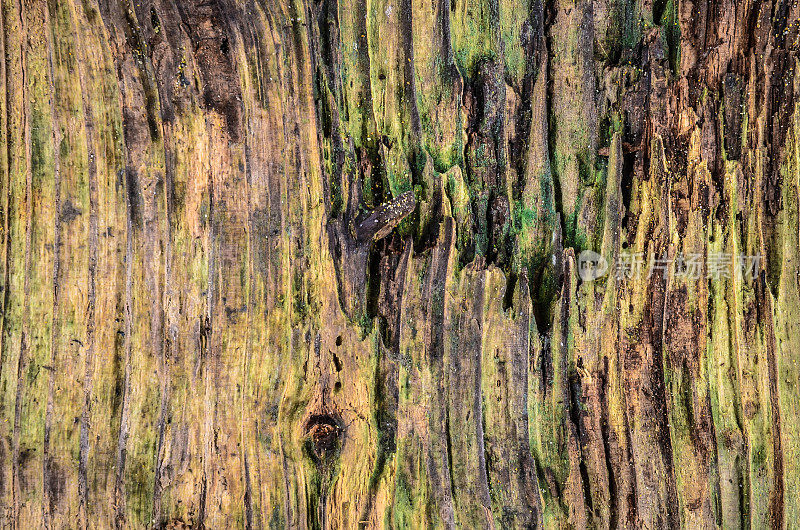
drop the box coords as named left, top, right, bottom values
left=41, top=2, right=62, bottom=527
left=2, top=0, right=800, bottom=527
left=356, top=190, right=416, bottom=242
left=73, top=3, right=101, bottom=523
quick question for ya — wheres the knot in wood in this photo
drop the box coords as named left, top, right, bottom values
left=305, top=414, right=342, bottom=458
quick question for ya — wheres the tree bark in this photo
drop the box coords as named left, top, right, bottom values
left=0, top=0, right=798, bottom=527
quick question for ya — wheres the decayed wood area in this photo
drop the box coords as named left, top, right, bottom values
left=0, top=0, right=799, bottom=527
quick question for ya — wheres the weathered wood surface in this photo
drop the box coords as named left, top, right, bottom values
left=0, top=0, right=799, bottom=527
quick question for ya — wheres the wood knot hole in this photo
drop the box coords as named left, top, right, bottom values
left=305, top=414, right=342, bottom=458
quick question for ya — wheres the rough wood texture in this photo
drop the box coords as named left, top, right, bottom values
left=0, top=0, right=798, bottom=527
